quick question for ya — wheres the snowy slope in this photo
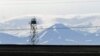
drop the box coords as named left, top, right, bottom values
left=55, top=15, right=100, bottom=33
left=1, top=15, right=100, bottom=37
left=36, top=23, right=100, bottom=45
left=0, top=32, right=29, bottom=44
left=0, top=15, right=100, bottom=45
left=0, top=16, right=43, bottom=37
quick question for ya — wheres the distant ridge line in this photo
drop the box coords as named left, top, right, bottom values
left=0, top=26, right=100, bottom=31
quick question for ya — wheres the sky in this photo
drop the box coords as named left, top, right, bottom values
left=0, top=0, right=100, bottom=21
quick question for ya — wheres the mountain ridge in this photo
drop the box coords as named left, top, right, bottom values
left=36, top=23, right=100, bottom=45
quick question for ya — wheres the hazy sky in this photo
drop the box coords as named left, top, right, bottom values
left=0, top=0, right=100, bottom=21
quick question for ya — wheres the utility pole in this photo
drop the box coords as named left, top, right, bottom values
left=30, top=17, right=37, bottom=44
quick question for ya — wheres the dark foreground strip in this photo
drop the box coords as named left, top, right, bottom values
left=0, top=45, right=100, bottom=55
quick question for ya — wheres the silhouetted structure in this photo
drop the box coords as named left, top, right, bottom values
left=30, top=17, right=37, bottom=44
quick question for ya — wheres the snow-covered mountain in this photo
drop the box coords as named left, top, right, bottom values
left=55, top=15, right=100, bottom=33
left=0, top=15, right=100, bottom=45
left=0, top=16, right=43, bottom=37
left=2, top=16, right=43, bottom=29
left=1, top=18, right=31, bottom=37
left=36, top=23, right=100, bottom=45
left=0, top=32, right=29, bottom=44
left=1, top=15, right=100, bottom=37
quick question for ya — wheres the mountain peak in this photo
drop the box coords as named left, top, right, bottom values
left=51, top=23, right=70, bottom=29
